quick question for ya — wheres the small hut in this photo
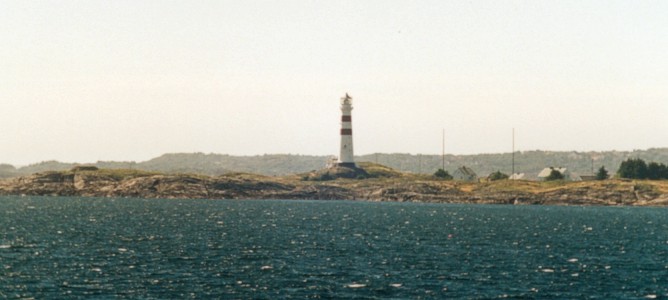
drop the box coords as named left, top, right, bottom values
left=509, top=173, right=525, bottom=180
left=453, top=166, right=477, bottom=182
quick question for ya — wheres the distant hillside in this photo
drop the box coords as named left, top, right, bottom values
left=3, top=148, right=668, bottom=179
left=0, top=164, right=19, bottom=179
left=4, top=153, right=328, bottom=177
left=137, top=153, right=326, bottom=176
left=358, top=149, right=668, bottom=179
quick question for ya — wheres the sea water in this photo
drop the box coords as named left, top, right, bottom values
left=0, top=196, right=666, bottom=299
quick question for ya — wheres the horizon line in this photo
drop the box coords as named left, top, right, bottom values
left=6, top=147, right=668, bottom=167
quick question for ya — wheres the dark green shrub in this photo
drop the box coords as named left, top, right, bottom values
left=434, top=168, right=452, bottom=180
left=617, top=158, right=648, bottom=179
left=545, top=169, right=565, bottom=181
left=595, top=166, right=609, bottom=180
left=488, top=171, right=509, bottom=181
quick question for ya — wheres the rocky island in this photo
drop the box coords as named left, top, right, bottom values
left=1, top=163, right=667, bottom=206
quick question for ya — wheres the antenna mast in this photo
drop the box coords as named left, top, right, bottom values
left=591, top=158, right=594, bottom=175
left=512, top=128, right=515, bottom=176
left=442, top=128, right=445, bottom=171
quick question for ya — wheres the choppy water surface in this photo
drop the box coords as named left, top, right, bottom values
left=0, top=197, right=667, bottom=299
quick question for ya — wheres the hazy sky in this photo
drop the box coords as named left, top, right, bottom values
left=2, top=1, right=667, bottom=165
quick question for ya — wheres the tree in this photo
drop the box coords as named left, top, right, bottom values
left=595, top=166, right=609, bottom=180
left=617, top=158, right=648, bottom=179
left=434, top=168, right=452, bottom=180
left=488, top=171, right=509, bottom=181
left=619, top=159, right=668, bottom=180
left=646, top=162, right=668, bottom=180
left=647, top=162, right=662, bottom=180
left=545, top=169, right=565, bottom=181
left=660, top=164, right=668, bottom=180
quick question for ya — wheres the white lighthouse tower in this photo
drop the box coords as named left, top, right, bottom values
left=338, top=93, right=355, bottom=167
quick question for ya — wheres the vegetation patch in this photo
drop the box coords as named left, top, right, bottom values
left=433, top=168, right=453, bottom=180
left=488, top=171, right=509, bottom=181
left=618, top=158, right=668, bottom=180
left=356, top=162, right=403, bottom=178
left=72, top=168, right=161, bottom=181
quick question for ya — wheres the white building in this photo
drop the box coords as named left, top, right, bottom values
left=509, top=173, right=525, bottom=180
left=537, top=167, right=571, bottom=181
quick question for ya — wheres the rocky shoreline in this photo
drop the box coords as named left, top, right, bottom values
left=1, top=167, right=668, bottom=206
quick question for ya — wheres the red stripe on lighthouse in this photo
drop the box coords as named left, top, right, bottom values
left=341, top=129, right=352, bottom=135
left=342, top=116, right=351, bottom=122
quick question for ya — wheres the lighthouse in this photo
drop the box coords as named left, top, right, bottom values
left=338, top=93, right=355, bottom=167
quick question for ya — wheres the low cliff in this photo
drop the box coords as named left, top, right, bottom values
left=1, top=167, right=667, bottom=206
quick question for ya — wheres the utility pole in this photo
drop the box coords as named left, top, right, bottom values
left=512, top=128, right=515, bottom=176
left=442, top=129, right=445, bottom=171
left=591, top=158, right=594, bottom=175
